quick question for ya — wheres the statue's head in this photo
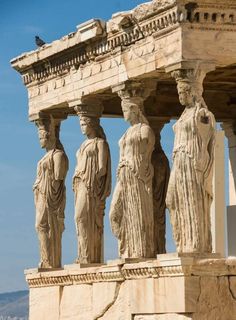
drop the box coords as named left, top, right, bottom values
left=177, top=82, right=195, bottom=108
left=79, top=116, right=97, bottom=135
left=35, top=116, right=56, bottom=150
left=38, top=127, right=49, bottom=148
left=121, top=98, right=149, bottom=125
left=79, top=116, right=106, bottom=140
left=173, top=69, right=205, bottom=109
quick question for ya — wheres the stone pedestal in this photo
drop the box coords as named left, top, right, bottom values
left=26, top=254, right=236, bottom=320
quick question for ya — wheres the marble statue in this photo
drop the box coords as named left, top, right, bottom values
left=73, top=115, right=111, bottom=264
left=166, top=78, right=216, bottom=254
left=33, top=117, right=69, bottom=268
left=109, top=98, right=155, bottom=259
left=150, top=120, right=170, bottom=255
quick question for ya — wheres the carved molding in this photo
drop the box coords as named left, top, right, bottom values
left=170, top=63, right=215, bottom=97
left=25, top=265, right=180, bottom=288
left=10, top=0, right=236, bottom=95
left=18, top=0, right=236, bottom=87
left=113, top=80, right=157, bottom=115
left=25, top=259, right=236, bottom=288
left=171, top=68, right=205, bottom=95
left=74, top=97, right=104, bottom=118
left=114, top=80, right=157, bottom=97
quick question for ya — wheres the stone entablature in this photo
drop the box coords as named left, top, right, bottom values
left=11, top=0, right=236, bottom=120
left=25, top=255, right=236, bottom=289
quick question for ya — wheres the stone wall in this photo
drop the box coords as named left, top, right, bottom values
left=27, top=255, right=236, bottom=320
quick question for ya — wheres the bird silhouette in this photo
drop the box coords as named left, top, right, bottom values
left=35, top=35, right=45, bottom=47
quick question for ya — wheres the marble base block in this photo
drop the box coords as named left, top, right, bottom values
left=26, top=254, right=236, bottom=320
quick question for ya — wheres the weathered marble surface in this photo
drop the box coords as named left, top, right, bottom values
left=73, top=114, right=111, bottom=264
left=33, top=117, right=68, bottom=268
left=26, top=256, right=236, bottom=320
left=134, top=315, right=193, bottom=320
left=109, top=89, right=155, bottom=259
left=11, top=0, right=236, bottom=120
left=166, top=69, right=216, bottom=254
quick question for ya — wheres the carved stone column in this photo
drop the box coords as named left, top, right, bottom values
left=222, top=121, right=236, bottom=256
left=149, top=118, right=170, bottom=255
left=109, top=81, right=156, bottom=259
left=73, top=98, right=111, bottom=264
left=33, top=113, right=69, bottom=268
left=166, top=64, right=216, bottom=254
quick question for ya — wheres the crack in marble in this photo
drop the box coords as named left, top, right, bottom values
left=94, top=282, right=122, bottom=320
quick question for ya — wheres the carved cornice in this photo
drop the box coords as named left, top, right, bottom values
left=21, top=6, right=179, bottom=86
left=132, top=0, right=177, bottom=22
left=11, top=0, right=236, bottom=89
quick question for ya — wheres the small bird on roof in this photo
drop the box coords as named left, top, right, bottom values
left=35, top=35, right=45, bottom=48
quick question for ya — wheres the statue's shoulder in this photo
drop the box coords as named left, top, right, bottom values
left=53, top=148, right=66, bottom=154
left=96, top=137, right=108, bottom=146
left=52, top=149, right=68, bottom=161
left=140, top=123, right=155, bottom=138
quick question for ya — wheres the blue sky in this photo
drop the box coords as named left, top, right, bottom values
left=0, top=0, right=201, bottom=293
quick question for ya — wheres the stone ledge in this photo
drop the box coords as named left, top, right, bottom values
left=25, top=255, right=236, bottom=288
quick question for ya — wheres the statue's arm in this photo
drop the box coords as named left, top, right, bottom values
left=195, top=108, right=215, bottom=177
left=139, top=125, right=155, bottom=182
left=140, top=125, right=155, bottom=153
left=196, top=108, right=213, bottom=140
left=53, top=152, right=68, bottom=181
left=97, top=140, right=108, bottom=178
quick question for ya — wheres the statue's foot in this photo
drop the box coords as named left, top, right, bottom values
left=74, top=257, right=80, bottom=264
left=74, top=257, right=90, bottom=264
left=38, top=260, right=52, bottom=269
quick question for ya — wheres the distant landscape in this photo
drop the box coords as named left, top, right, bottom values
left=0, top=291, right=28, bottom=320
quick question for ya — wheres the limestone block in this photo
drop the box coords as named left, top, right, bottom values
left=128, top=276, right=199, bottom=314
left=107, top=11, right=132, bottom=33
left=98, top=282, right=129, bottom=320
left=26, top=259, right=236, bottom=320
left=60, top=284, right=92, bottom=320
left=183, top=28, right=236, bottom=66
left=229, top=276, right=236, bottom=299
left=193, top=276, right=236, bottom=320
left=76, top=19, right=105, bottom=42
left=92, top=282, right=120, bottom=319
left=29, top=286, right=61, bottom=320
left=134, top=315, right=193, bottom=320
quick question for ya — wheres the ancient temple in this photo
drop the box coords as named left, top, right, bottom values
left=11, top=0, right=236, bottom=319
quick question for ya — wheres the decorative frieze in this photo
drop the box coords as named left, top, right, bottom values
left=18, top=0, right=236, bottom=87
left=25, top=258, right=236, bottom=288
left=22, top=6, right=179, bottom=86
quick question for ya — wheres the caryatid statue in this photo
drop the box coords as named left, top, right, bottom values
left=166, top=68, right=216, bottom=254
left=149, top=119, right=170, bottom=255
left=33, top=115, right=69, bottom=268
left=109, top=83, right=155, bottom=259
left=73, top=103, right=111, bottom=264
